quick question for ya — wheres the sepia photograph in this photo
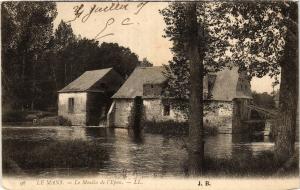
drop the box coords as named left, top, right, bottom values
left=1, top=1, right=299, bottom=189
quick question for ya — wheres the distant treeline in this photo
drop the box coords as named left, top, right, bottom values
left=252, top=91, right=276, bottom=109
left=2, top=2, right=152, bottom=112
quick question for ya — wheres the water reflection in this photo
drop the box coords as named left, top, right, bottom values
left=2, top=126, right=283, bottom=177
left=128, top=128, right=144, bottom=144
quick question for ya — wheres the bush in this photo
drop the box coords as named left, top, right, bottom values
left=2, top=111, right=27, bottom=122
left=58, top=116, right=72, bottom=126
left=143, top=120, right=189, bottom=135
left=143, top=120, right=218, bottom=136
left=2, top=110, right=57, bottom=123
left=35, top=116, right=71, bottom=126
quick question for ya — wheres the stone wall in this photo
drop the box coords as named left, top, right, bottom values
left=58, top=92, right=87, bottom=125
left=143, top=100, right=233, bottom=133
left=204, top=101, right=233, bottom=134
left=111, top=98, right=234, bottom=133
left=112, top=99, right=134, bottom=128
left=143, top=99, right=185, bottom=122
left=143, top=99, right=233, bottom=133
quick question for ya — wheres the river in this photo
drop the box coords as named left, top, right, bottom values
left=1, top=126, right=284, bottom=177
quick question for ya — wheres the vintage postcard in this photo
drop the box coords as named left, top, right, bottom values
left=1, top=1, right=299, bottom=190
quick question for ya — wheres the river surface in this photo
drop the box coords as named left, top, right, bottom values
left=1, top=126, right=283, bottom=177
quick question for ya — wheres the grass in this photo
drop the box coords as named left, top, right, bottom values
left=2, top=139, right=109, bottom=175
left=143, top=120, right=218, bottom=136
left=2, top=107, right=72, bottom=126
left=2, top=110, right=57, bottom=123
left=203, top=150, right=299, bottom=176
left=2, top=111, right=27, bottom=122
left=36, top=116, right=72, bottom=126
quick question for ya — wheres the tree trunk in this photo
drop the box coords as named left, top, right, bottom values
left=50, top=61, right=58, bottom=90
left=275, top=57, right=298, bottom=162
left=21, top=51, right=26, bottom=110
left=275, top=25, right=298, bottom=162
left=64, top=62, right=67, bottom=85
left=186, top=2, right=205, bottom=175
left=30, top=54, right=38, bottom=111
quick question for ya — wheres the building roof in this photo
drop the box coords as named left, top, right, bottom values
left=112, top=66, right=252, bottom=101
left=58, top=68, right=113, bottom=93
left=210, top=67, right=252, bottom=101
left=112, top=66, right=167, bottom=98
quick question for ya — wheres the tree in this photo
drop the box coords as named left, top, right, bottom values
left=274, top=3, right=298, bottom=162
left=2, top=3, right=142, bottom=112
left=161, top=2, right=230, bottom=175
left=252, top=91, right=275, bottom=109
left=97, top=42, right=140, bottom=78
left=48, top=39, right=140, bottom=92
left=1, top=2, right=57, bottom=110
left=139, top=58, right=153, bottom=67
left=35, top=34, right=140, bottom=110
left=54, top=20, right=76, bottom=51
left=52, top=20, right=76, bottom=86
left=185, top=3, right=204, bottom=175
left=218, top=2, right=298, bottom=162
left=161, top=1, right=298, bottom=171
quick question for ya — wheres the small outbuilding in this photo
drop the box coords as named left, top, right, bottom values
left=58, top=68, right=124, bottom=126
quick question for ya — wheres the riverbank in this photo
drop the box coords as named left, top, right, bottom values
left=2, top=139, right=110, bottom=176
left=2, top=110, right=71, bottom=126
left=204, top=150, right=299, bottom=177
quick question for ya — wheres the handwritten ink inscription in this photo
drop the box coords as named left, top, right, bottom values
left=67, top=2, right=148, bottom=40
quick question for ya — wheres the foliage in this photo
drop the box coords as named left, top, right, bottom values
left=160, top=3, right=233, bottom=126
left=53, top=20, right=76, bottom=52
left=160, top=1, right=291, bottom=107
left=2, top=111, right=27, bottom=123
left=1, top=2, right=57, bottom=110
left=48, top=40, right=140, bottom=88
left=223, top=2, right=298, bottom=161
left=161, top=1, right=298, bottom=161
left=252, top=91, right=275, bottom=109
left=139, top=58, right=153, bottom=67
left=216, top=2, right=291, bottom=79
left=45, top=21, right=141, bottom=108
left=143, top=120, right=218, bottom=136
left=160, top=2, right=231, bottom=100
left=2, top=2, right=142, bottom=112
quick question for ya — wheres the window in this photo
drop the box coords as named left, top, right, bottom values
left=68, top=98, right=74, bottom=113
left=150, top=84, right=154, bottom=88
left=163, top=104, right=170, bottom=116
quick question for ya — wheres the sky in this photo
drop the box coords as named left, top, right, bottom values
left=54, top=2, right=279, bottom=94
